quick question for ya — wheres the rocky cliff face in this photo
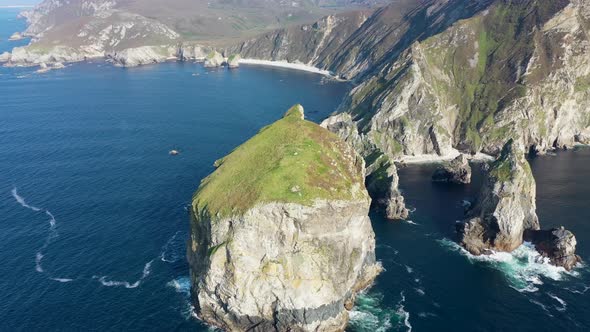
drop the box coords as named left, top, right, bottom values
left=226, top=10, right=371, bottom=71
left=457, top=140, right=540, bottom=254
left=324, top=0, right=590, bottom=163
left=188, top=105, right=381, bottom=331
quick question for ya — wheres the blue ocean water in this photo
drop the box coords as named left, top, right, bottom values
left=1, top=9, right=589, bottom=332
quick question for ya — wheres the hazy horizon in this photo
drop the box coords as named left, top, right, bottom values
left=0, top=0, right=39, bottom=6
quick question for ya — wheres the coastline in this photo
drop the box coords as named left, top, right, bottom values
left=398, top=149, right=495, bottom=165
left=238, top=58, right=339, bottom=79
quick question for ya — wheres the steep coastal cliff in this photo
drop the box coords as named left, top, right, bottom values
left=188, top=105, right=381, bottom=331
left=324, top=0, right=590, bottom=161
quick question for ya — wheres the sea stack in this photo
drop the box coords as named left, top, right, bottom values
left=457, top=140, right=581, bottom=270
left=227, top=54, right=241, bottom=68
left=432, top=154, right=471, bottom=184
left=457, top=140, right=540, bottom=254
left=188, top=105, right=381, bottom=331
left=203, top=50, right=224, bottom=67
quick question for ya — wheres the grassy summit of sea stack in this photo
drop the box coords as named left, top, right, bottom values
left=189, top=104, right=380, bottom=331
left=193, top=104, right=366, bottom=219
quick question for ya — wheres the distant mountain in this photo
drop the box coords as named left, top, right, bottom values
left=2, top=0, right=392, bottom=66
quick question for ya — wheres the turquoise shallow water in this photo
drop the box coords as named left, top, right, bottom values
left=1, top=9, right=589, bottom=332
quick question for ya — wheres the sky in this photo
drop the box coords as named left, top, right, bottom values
left=0, top=0, right=40, bottom=6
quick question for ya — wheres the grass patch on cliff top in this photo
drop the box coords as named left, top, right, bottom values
left=193, top=105, right=366, bottom=219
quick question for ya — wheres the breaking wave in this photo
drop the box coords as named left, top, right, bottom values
left=94, top=260, right=153, bottom=289
left=437, top=238, right=578, bottom=292
left=167, top=276, right=197, bottom=319
left=348, top=291, right=412, bottom=332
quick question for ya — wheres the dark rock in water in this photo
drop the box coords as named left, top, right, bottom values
left=524, top=227, right=582, bottom=271
left=457, top=140, right=540, bottom=255
left=432, top=154, right=471, bottom=184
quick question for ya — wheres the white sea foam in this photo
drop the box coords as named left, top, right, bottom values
left=404, top=220, right=420, bottom=226
left=348, top=291, right=416, bottom=332
left=160, top=231, right=184, bottom=263
left=11, top=187, right=41, bottom=211
left=396, top=292, right=412, bottom=332
left=529, top=298, right=553, bottom=317
left=566, top=284, right=590, bottom=294
left=438, top=238, right=577, bottom=292
left=405, top=265, right=414, bottom=274
left=348, top=292, right=393, bottom=332
left=51, top=278, right=74, bottom=283
left=95, top=260, right=153, bottom=289
left=35, top=253, right=44, bottom=272
left=12, top=188, right=55, bottom=274
left=414, top=288, right=426, bottom=296
left=547, top=293, right=567, bottom=311
left=167, top=276, right=191, bottom=295
left=167, top=277, right=196, bottom=319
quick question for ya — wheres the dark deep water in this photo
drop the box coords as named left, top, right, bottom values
left=1, top=9, right=589, bottom=332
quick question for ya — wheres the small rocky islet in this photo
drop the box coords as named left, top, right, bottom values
left=189, top=105, right=381, bottom=331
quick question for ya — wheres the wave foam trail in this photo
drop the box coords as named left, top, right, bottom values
left=160, top=231, right=185, bottom=263
left=529, top=298, right=553, bottom=317
left=548, top=293, right=567, bottom=312
left=396, top=292, right=412, bottom=332
left=95, top=260, right=153, bottom=289
left=12, top=187, right=41, bottom=211
left=437, top=238, right=577, bottom=292
left=12, top=187, right=70, bottom=280
left=405, top=220, right=420, bottom=226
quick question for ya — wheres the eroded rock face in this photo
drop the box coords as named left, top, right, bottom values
left=322, top=0, right=590, bottom=162
left=381, top=164, right=409, bottom=220
left=432, top=154, right=472, bottom=184
left=189, top=200, right=380, bottom=331
left=457, top=140, right=540, bottom=254
left=203, top=51, right=224, bottom=68
left=524, top=227, right=582, bottom=271
left=227, top=54, right=241, bottom=68
left=189, top=105, right=381, bottom=331
left=106, top=45, right=177, bottom=67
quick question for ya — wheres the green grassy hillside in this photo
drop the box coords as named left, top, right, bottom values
left=193, top=104, right=366, bottom=218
